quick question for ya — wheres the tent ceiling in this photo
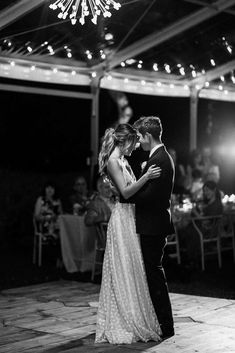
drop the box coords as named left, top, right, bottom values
left=1, top=0, right=235, bottom=100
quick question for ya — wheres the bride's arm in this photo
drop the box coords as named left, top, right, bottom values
left=107, top=159, right=160, bottom=200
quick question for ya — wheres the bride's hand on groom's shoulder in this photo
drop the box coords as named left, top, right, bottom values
left=145, top=164, right=161, bottom=180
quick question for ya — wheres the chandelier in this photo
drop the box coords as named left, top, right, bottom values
left=49, top=0, right=121, bottom=25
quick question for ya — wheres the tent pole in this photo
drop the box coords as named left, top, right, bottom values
left=189, top=87, right=199, bottom=151
left=90, top=77, right=100, bottom=189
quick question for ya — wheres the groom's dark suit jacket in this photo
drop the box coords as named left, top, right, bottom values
left=130, top=145, right=175, bottom=237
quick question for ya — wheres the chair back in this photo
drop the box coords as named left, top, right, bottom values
left=33, top=216, right=42, bottom=234
left=95, top=222, right=108, bottom=250
left=192, top=215, right=223, bottom=240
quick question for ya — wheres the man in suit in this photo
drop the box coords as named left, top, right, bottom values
left=132, top=116, right=175, bottom=340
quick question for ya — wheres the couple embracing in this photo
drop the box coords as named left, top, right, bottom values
left=95, top=116, right=175, bottom=344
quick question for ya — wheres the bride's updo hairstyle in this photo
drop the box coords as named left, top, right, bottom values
left=99, top=123, right=138, bottom=176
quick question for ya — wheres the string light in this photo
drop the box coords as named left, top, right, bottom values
left=179, top=67, right=185, bottom=76
left=86, top=50, right=92, bottom=60
left=164, top=63, right=171, bottom=73
left=220, top=75, right=225, bottom=82
left=153, top=63, right=158, bottom=71
left=125, top=59, right=136, bottom=65
left=47, top=45, right=55, bottom=55
left=137, top=60, right=143, bottom=69
left=210, top=58, right=216, bottom=66
left=222, top=37, right=233, bottom=54
left=100, top=50, right=106, bottom=60
left=49, top=0, right=121, bottom=25
left=231, top=72, right=235, bottom=84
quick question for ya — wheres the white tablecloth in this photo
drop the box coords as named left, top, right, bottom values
left=59, top=214, right=96, bottom=273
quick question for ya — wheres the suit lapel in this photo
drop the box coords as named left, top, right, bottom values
left=140, top=145, right=165, bottom=176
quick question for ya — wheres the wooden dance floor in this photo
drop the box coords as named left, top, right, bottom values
left=0, top=280, right=235, bottom=353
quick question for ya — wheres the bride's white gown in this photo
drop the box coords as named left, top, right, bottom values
left=95, top=157, right=162, bottom=344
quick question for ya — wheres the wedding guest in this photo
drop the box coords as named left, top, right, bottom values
left=185, top=148, right=204, bottom=191
left=178, top=180, right=223, bottom=269
left=188, top=169, right=203, bottom=202
left=68, top=175, right=93, bottom=215
left=112, top=105, right=134, bottom=128
left=34, top=180, right=63, bottom=239
left=192, top=180, right=223, bottom=218
left=201, top=146, right=220, bottom=183
left=85, top=176, right=115, bottom=226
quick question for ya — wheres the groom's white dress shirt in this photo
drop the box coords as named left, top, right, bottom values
left=149, top=144, right=164, bottom=158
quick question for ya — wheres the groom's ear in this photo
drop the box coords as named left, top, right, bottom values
left=146, top=132, right=151, bottom=141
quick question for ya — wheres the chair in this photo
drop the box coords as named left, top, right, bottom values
left=91, top=222, right=108, bottom=281
left=191, top=215, right=223, bottom=271
left=219, top=214, right=235, bottom=264
left=33, top=217, right=44, bottom=266
left=32, top=216, right=60, bottom=267
left=166, top=225, right=181, bottom=265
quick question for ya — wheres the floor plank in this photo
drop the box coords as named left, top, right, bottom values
left=0, top=280, right=235, bottom=352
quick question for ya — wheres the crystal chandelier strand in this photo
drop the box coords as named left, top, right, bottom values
left=49, top=0, right=121, bottom=25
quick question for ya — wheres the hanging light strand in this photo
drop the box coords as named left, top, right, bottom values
left=49, top=0, right=121, bottom=25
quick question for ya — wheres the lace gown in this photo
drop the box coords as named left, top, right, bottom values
left=95, top=157, right=162, bottom=344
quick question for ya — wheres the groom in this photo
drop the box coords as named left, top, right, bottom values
left=132, top=116, right=175, bottom=339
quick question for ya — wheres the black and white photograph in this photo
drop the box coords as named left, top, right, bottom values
left=0, top=0, right=235, bottom=352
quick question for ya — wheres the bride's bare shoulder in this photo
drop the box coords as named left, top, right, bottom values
left=107, top=157, right=122, bottom=172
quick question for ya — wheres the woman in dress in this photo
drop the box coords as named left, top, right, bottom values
left=95, top=123, right=162, bottom=344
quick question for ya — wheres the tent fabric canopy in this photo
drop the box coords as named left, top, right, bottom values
left=1, top=0, right=235, bottom=101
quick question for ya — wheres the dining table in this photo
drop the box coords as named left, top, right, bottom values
left=59, top=214, right=97, bottom=273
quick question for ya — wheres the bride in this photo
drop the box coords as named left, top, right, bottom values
left=95, top=123, right=162, bottom=344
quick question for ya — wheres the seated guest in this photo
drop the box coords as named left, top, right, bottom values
left=185, top=148, right=204, bottom=191
left=85, top=177, right=115, bottom=226
left=178, top=180, right=223, bottom=269
left=192, top=180, right=223, bottom=218
left=189, top=169, right=204, bottom=202
left=69, top=175, right=93, bottom=215
left=34, top=180, right=63, bottom=239
left=201, top=146, right=220, bottom=183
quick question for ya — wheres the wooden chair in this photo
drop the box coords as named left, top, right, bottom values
left=166, top=224, right=181, bottom=265
left=32, top=217, right=60, bottom=267
left=191, top=215, right=223, bottom=271
left=33, top=217, right=44, bottom=267
left=219, top=214, right=235, bottom=264
left=91, top=222, right=108, bottom=281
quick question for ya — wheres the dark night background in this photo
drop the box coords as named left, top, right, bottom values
left=0, top=83, right=235, bottom=289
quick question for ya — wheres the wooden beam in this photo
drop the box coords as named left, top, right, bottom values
left=0, top=53, right=90, bottom=73
left=90, top=78, right=100, bottom=187
left=0, top=0, right=46, bottom=30
left=107, top=0, right=235, bottom=70
left=191, top=59, right=235, bottom=85
left=189, top=87, right=199, bottom=151
left=0, top=83, right=92, bottom=99
left=110, top=67, right=183, bottom=83
left=182, top=0, right=235, bottom=16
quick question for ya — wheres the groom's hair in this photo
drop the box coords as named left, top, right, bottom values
left=133, top=116, right=162, bottom=141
